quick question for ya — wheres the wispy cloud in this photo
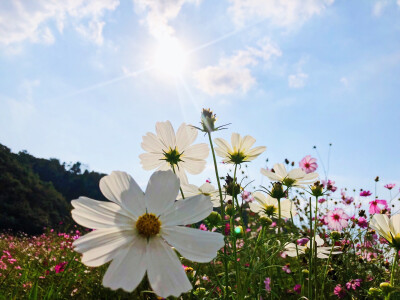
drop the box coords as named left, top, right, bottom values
left=133, top=0, right=199, bottom=39
left=228, top=0, right=334, bottom=29
left=0, top=0, right=119, bottom=47
left=193, top=38, right=281, bottom=96
left=372, top=0, right=389, bottom=17
left=288, top=57, right=308, bottom=89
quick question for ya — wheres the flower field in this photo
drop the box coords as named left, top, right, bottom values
left=1, top=109, right=399, bottom=300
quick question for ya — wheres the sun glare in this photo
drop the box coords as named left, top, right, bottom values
left=154, top=38, right=187, bottom=76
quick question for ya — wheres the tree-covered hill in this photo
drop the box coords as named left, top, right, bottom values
left=0, top=144, right=106, bottom=234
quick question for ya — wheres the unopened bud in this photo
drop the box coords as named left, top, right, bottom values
left=260, top=216, right=273, bottom=226
left=270, top=182, right=286, bottom=199
left=330, top=231, right=341, bottom=241
left=207, top=211, right=222, bottom=226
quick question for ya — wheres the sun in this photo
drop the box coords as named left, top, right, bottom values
left=154, top=38, right=187, bottom=76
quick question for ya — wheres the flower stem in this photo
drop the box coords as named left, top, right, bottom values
left=207, top=132, right=229, bottom=299
left=314, top=196, right=319, bottom=297
left=390, top=250, right=399, bottom=286
left=308, top=197, right=313, bottom=300
left=321, top=243, right=335, bottom=297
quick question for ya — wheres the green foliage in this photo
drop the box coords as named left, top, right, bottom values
left=0, top=144, right=106, bottom=234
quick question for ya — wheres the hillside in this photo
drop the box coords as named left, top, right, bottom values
left=0, top=144, right=106, bottom=234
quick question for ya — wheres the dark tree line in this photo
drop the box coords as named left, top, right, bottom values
left=0, top=143, right=106, bottom=234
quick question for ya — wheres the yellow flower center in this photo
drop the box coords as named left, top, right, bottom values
left=264, top=204, right=278, bottom=216
left=136, top=213, right=161, bottom=238
left=162, top=147, right=183, bottom=165
left=229, top=151, right=247, bottom=164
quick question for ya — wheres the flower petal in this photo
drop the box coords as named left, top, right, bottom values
left=245, top=146, right=266, bottom=160
left=156, top=121, right=176, bottom=149
left=160, top=194, right=212, bottom=227
left=73, top=227, right=134, bottom=267
left=176, top=123, right=197, bottom=151
left=239, top=135, right=256, bottom=151
left=145, top=170, right=180, bottom=216
left=231, top=133, right=241, bottom=152
left=273, top=163, right=287, bottom=179
left=99, top=171, right=146, bottom=218
left=71, top=197, right=133, bottom=229
left=141, top=132, right=165, bottom=153
left=139, top=153, right=165, bottom=170
left=260, top=168, right=281, bottom=181
left=146, top=237, right=192, bottom=298
left=162, top=226, right=224, bottom=262
left=102, top=234, right=147, bottom=292
left=183, top=143, right=209, bottom=160
left=214, top=138, right=232, bottom=156
left=181, top=158, right=207, bottom=175
left=390, top=214, right=400, bottom=236
left=370, top=214, right=392, bottom=242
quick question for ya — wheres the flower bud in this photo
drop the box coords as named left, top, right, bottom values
left=225, top=204, right=234, bottom=216
left=311, top=181, right=324, bottom=197
left=330, top=231, right=341, bottom=241
left=270, top=182, right=286, bottom=199
left=201, top=108, right=217, bottom=133
left=368, top=287, right=381, bottom=297
left=379, top=282, right=394, bottom=294
left=260, top=216, right=273, bottom=226
left=207, top=211, right=222, bottom=226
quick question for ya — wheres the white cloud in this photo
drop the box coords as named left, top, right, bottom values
left=0, top=0, right=119, bottom=47
left=340, top=77, right=349, bottom=86
left=398, top=0, right=400, bottom=6
left=133, top=0, right=199, bottom=39
left=228, top=0, right=334, bottom=28
left=372, top=0, right=388, bottom=17
left=194, top=39, right=281, bottom=96
left=288, top=72, right=308, bottom=88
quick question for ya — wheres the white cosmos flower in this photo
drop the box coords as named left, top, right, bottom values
left=214, top=133, right=266, bottom=164
left=249, top=192, right=296, bottom=219
left=71, top=170, right=224, bottom=298
left=370, top=214, right=400, bottom=249
left=178, top=182, right=220, bottom=207
left=139, top=121, right=209, bottom=184
left=261, top=163, right=319, bottom=188
left=284, top=235, right=341, bottom=259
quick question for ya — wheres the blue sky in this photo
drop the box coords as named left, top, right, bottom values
left=0, top=0, right=399, bottom=198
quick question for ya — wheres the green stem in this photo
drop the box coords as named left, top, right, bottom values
left=308, top=197, right=313, bottom=300
left=232, top=163, right=241, bottom=297
left=390, top=250, right=399, bottom=286
left=321, top=243, right=335, bottom=297
left=314, top=196, right=319, bottom=298
left=278, top=198, right=281, bottom=236
left=170, top=164, right=185, bottom=199
left=207, top=132, right=229, bottom=299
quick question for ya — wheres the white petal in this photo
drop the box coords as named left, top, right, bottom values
left=245, top=146, right=266, bottom=160
left=273, top=163, right=288, bottom=179
left=181, top=157, right=207, bottom=175
left=249, top=202, right=264, bottom=214
left=178, top=184, right=199, bottom=200
left=239, top=135, right=256, bottom=151
left=183, top=143, right=209, bottom=160
left=139, top=153, right=165, bottom=170
left=260, top=168, right=281, bottom=181
left=71, top=197, right=133, bottom=229
left=141, top=132, right=165, bottom=153
left=73, top=227, right=134, bottom=267
left=174, top=166, right=188, bottom=185
left=145, top=170, right=180, bottom=216
left=370, top=214, right=392, bottom=242
left=162, top=226, right=224, bottom=262
left=390, top=214, right=400, bottom=236
left=160, top=194, right=212, bottom=226
left=156, top=121, right=176, bottom=149
left=99, top=171, right=146, bottom=219
left=102, top=234, right=147, bottom=292
left=146, top=237, right=192, bottom=298
left=253, top=191, right=268, bottom=206
left=176, top=123, right=197, bottom=151
left=214, top=138, right=232, bottom=156
left=231, top=133, right=241, bottom=152
left=288, top=168, right=306, bottom=180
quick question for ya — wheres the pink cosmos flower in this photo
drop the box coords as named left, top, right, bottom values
left=346, top=279, right=362, bottom=290
left=199, top=224, right=208, bottom=231
left=55, top=262, right=67, bottom=273
left=343, top=196, right=354, bottom=205
left=293, top=284, right=301, bottom=294
left=384, top=183, right=396, bottom=190
left=325, top=208, right=349, bottom=231
left=299, top=155, right=318, bottom=174
left=357, top=217, right=368, bottom=229
left=264, top=277, right=271, bottom=292
left=360, top=190, right=372, bottom=197
left=297, top=238, right=309, bottom=246
left=334, top=284, right=346, bottom=299
left=369, top=199, right=388, bottom=214
left=241, top=190, right=254, bottom=203
left=318, top=198, right=326, bottom=204
left=282, top=264, right=291, bottom=274
left=322, top=180, right=337, bottom=192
